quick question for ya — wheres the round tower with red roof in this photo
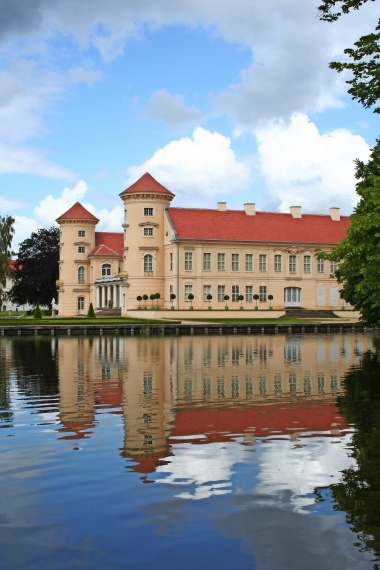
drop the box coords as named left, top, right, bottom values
left=56, top=202, right=99, bottom=316
left=119, top=173, right=175, bottom=312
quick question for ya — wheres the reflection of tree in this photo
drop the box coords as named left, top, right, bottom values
left=12, top=338, right=59, bottom=398
left=328, top=349, right=380, bottom=565
left=0, top=342, right=13, bottom=427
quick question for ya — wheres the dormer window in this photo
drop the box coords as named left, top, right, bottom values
left=78, top=230, right=85, bottom=237
left=144, top=207, right=154, bottom=216
left=144, top=227, right=153, bottom=236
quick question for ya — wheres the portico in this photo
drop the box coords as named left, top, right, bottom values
left=95, top=276, right=125, bottom=309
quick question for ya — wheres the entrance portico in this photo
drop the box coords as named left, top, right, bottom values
left=95, top=276, right=125, bottom=309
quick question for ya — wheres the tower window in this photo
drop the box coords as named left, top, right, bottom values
left=102, top=264, right=111, bottom=276
left=78, top=246, right=85, bottom=253
left=144, top=227, right=153, bottom=236
left=78, top=230, right=85, bottom=237
left=144, top=207, right=154, bottom=216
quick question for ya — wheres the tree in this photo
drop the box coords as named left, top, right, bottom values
left=10, top=227, right=59, bottom=308
left=207, top=293, right=212, bottom=309
left=253, top=293, right=259, bottom=309
left=268, top=294, right=274, bottom=309
left=33, top=303, right=42, bottom=319
left=238, top=294, right=244, bottom=309
left=0, top=214, right=15, bottom=298
left=136, top=295, right=142, bottom=309
left=170, top=293, right=176, bottom=309
left=188, top=292, right=194, bottom=309
left=316, top=141, right=380, bottom=323
left=87, top=303, right=96, bottom=318
left=224, top=294, right=230, bottom=309
left=318, top=0, right=380, bottom=113
left=143, top=294, right=148, bottom=309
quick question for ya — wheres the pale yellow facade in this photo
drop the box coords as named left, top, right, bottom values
left=56, top=176, right=349, bottom=316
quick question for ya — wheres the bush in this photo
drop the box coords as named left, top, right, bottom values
left=33, top=303, right=42, bottom=319
left=87, top=303, right=96, bottom=318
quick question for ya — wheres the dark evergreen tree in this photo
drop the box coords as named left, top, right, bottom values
left=10, top=227, right=59, bottom=307
left=87, top=303, right=96, bottom=318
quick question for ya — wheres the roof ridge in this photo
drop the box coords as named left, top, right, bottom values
left=169, top=206, right=350, bottom=217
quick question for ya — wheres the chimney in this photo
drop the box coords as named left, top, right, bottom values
left=330, top=207, right=340, bottom=221
left=290, top=206, right=302, bottom=218
left=217, top=202, right=227, bottom=211
left=244, top=203, right=256, bottom=216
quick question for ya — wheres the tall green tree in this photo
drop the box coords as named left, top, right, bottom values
left=317, top=141, right=380, bottom=322
left=318, top=0, right=380, bottom=113
left=0, top=214, right=15, bottom=298
left=10, top=227, right=59, bottom=307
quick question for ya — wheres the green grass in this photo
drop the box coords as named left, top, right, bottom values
left=0, top=316, right=180, bottom=326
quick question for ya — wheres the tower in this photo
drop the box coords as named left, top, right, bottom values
left=56, top=202, right=99, bottom=316
left=119, top=173, right=175, bottom=314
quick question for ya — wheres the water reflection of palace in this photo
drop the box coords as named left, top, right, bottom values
left=56, top=333, right=373, bottom=474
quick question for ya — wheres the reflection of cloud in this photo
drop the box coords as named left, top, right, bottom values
left=255, top=434, right=355, bottom=512
left=156, top=441, right=247, bottom=500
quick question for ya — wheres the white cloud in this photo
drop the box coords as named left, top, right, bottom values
left=0, top=142, right=78, bottom=180
left=127, top=126, right=250, bottom=196
left=143, top=88, right=204, bottom=129
left=12, top=215, right=38, bottom=250
left=0, top=196, right=25, bottom=213
left=256, top=114, right=371, bottom=214
left=34, top=180, right=88, bottom=226
left=69, top=66, right=103, bottom=85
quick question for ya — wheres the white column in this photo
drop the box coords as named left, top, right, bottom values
left=107, top=285, right=111, bottom=308
left=96, top=286, right=100, bottom=309
left=113, top=285, right=118, bottom=307
left=102, top=285, right=106, bottom=308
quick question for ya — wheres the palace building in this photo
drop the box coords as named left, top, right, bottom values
left=56, top=172, right=350, bottom=316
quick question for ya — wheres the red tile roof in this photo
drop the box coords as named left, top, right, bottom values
left=120, top=172, right=175, bottom=198
left=88, top=232, right=123, bottom=257
left=56, top=202, right=99, bottom=222
left=167, top=208, right=350, bottom=244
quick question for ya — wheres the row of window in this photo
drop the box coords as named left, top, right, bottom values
left=77, top=264, right=112, bottom=283
left=179, top=252, right=336, bottom=273
left=183, top=284, right=268, bottom=302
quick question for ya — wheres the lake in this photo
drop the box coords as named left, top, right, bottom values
left=0, top=332, right=379, bottom=569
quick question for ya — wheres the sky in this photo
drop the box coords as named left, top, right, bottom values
left=0, top=0, right=379, bottom=248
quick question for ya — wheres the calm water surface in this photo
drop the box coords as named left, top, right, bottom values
left=0, top=333, right=379, bottom=569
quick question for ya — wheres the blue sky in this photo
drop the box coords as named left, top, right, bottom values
left=0, top=0, right=378, bottom=247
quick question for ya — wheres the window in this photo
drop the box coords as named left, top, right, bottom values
left=144, top=255, right=153, bottom=272
left=304, top=255, right=311, bottom=273
left=78, top=246, right=85, bottom=253
left=246, top=285, right=253, bottom=302
left=289, top=255, right=296, bottom=272
left=185, top=252, right=193, bottom=270
left=259, top=254, right=267, bottom=272
left=317, top=258, right=325, bottom=273
left=331, top=261, right=338, bottom=273
left=185, top=285, right=193, bottom=301
left=274, top=254, right=282, bottom=272
left=203, top=253, right=211, bottom=270
left=218, top=253, right=225, bottom=271
left=78, top=230, right=85, bottom=237
left=218, top=285, right=225, bottom=302
left=203, top=285, right=211, bottom=302
left=78, top=266, right=85, bottom=283
left=144, top=207, right=153, bottom=216
left=259, top=286, right=267, bottom=302
left=170, top=284, right=173, bottom=295
left=77, top=297, right=85, bottom=312
left=144, top=227, right=153, bottom=236
left=170, top=253, right=173, bottom=271
left=245, top=254, right=253, bottom=271
left=232, top=285, right=240, bottom=302
left=102, top=264, right=111, bottom=276
left=232, top=254, right=239, bottom=271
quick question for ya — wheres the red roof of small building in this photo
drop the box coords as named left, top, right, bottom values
left=120, top=172, right=175, bottom=197
left=167, top=208, right=350, bottom=244
left=88, top=232, right=123, bottom=257
left=56, top=202, right=99, bottom=222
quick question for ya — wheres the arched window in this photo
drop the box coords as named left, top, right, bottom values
left=102, top=264, right=111, bottom=276
left=144, top=254, right=153, bottom=272
left=78, top=266, right=85, bottom=283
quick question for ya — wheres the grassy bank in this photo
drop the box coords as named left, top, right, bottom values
left=0, top=316, right=180, bottom=326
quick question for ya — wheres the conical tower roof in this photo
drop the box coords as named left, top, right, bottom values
left=120, top=173, right=175, bottom=197
left=56, top=202, right=99, bottom=222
